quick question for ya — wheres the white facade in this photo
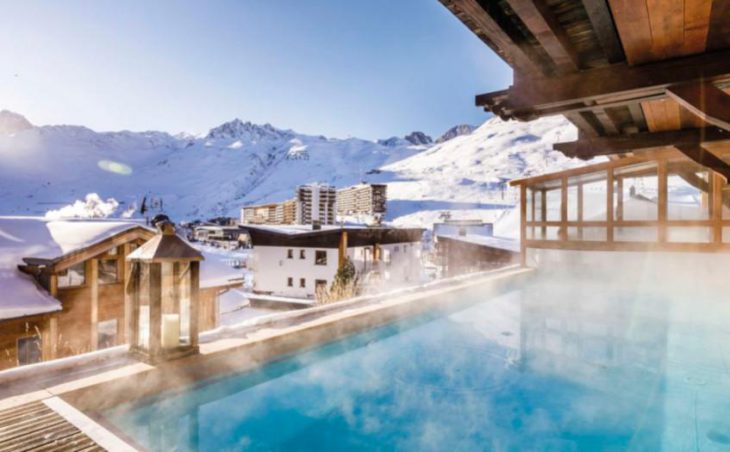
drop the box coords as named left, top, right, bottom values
left=252, top=242, right=422, bottom=299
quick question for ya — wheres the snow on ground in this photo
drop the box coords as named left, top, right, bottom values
left=0, top=112, right=584, bottom=235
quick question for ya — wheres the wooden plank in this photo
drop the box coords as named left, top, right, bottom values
left=607, top=0, right=654, bottom=64
left=683, top=0, right=713, bottom=54
left=642, top=98, right=682, bottom=132
left=667, top=82, right=730, bottom=131
left=564, top=112, right=601, bottom=137
left=506, top=0, right=580, bottom=73
left=581, top=0, right=625, bottom=63
left=89, top=259, right=98, bottom=352
left=712, top=173, right=723, bottom=242
left=540, top=189, right=547, bottom=239
left=553, top=127, right=730, bottom=158
left=627, top=102, right=648, bottom=131
left=577, top=183, right=584, bottom=239
left=477, top=49, right=730, bottom=117
left=52, top=228, right=154, bottom=273
left=594, top=109, right=620, bottom=135
left=646, top=0, right=686, bottom=60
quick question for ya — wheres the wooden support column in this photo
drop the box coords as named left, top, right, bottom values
left=560, top=177, right=568, bottom=240
left=338, top=231, right=348, bottom=269
left=577, top=182, right=584, bottom=239
left=128, top=263, right=140, bottom=348
left=712, top=173, right=723, bottom=243
left=149, top=263, right=162, bottom=357
left=519, top=184, right=527, bottom=267
left=189, top=261, right=200, bottom=348
left=540, top=189, right=547, bottom=239
left=530, top=188, right=536, bottom=239
left=89, top=259, right=99, bottom=351
left=172, top=262, right=181, bottom=314
left=607, top=168, right=614, bottom=242
left=616, top=176, right=624, bottom=221
left=658, top=160, right=668, bottom=242
left=122, top=243, right=132, bottom=343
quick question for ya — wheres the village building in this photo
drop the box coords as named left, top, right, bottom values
left=193, top=224, right=250, bottom=249
left=246, top=224, right=424, bottom=301
left=0, top=217, right=243, bottom=370
left=433, top=218, right=493, bottom=240
left=336, top=183, right=387, bottom=220
left=294, top=183, right=337, bottom=225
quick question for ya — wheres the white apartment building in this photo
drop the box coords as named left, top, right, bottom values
left=336, top=183, right=387, bottom=218
left=295, top=183, right=337, bottom=225
left=247, top=225, right=424, bottom=299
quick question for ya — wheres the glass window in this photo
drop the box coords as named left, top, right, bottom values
left=99, top=259, right=119, bottom=284
left=58, top=261, right=85, bottom=288
left=315, top=250, right=327, bottom=265
left=287, top=277, right=293, bottom=287
left=299, top=278, right=305, bottom=288
left=17, top=336, right=42, bottom=366
left=287, top=249, right=293, bottom=259
left=300, top=249, right=306, bottom=259
left=98, top=319, right=118, bottom=349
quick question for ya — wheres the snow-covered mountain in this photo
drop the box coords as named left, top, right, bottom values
left=0, top=112, right=581, bottom=227
left=435, top=124, right=475, bottom=143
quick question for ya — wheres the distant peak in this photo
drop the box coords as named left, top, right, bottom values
left=0, top=110, right=33, bottom=135
left=404, top=131, right=433, bottom=146
left=435, top=124, right=476, bottom=143
left=206, top=118, right=288, bottom=141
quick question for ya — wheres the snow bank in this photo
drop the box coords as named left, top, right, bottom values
left=45, top=193, right=120, bottom=220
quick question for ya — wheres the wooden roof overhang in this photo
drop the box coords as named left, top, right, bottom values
left=246, top=227, right=425, bottom=249
left=22, top=226, right=155, bottom=273
left=440, top=0, right=730, bottom=177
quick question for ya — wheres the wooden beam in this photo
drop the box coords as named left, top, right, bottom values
left=564, top=112, right=601, bottom=137
left=658, top=160, right=668, bottom=242
left=441, top=0, right=542, bottom=74
left=477, top=49, right=730, bottom=119
left=560, top=177, right=568, bottom=240
left=607, top=168, right=614, bottom=242
left=190, top=261, right=200, bottom=348
left=593, top=109, right=620, bottom=135
left=554, top=127, right=730, bottom=159
left=89, top=259, right=98, bottom=351
left=149, top=263, right=162, bottom=357
left=581, top=0, right=625, bottom=63
left=712, top=173, right=723, bottom=243
left=122, top=243, right=132, bottom=344
left=520, top=184, right=527, bottom=267
left=506, top=0, right=580, bottom=73
left=666, top=82, right=730, bottom=131
left=674, top=143, right=730, bottom=182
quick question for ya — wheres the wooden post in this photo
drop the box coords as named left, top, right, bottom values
left=607, top=168, right=614, bottom=242
left=712, top=173, right=723, bottom=244
left=48, top=316, right=58, bottom=360
left=338, top=231, right=348, bottom=269
left=122, top=243, right=132, bottom=343
left=172, top=262, right=181, bottom=314
left=149, top=263, right=162, bottom=357
left=190, top=261, right=200, bottom=348
left=616, top=176, right=624, bottom=221
left=128, top=263, right=140, bottom=349
left=530, top=188, right=536, bottom=239
left=89, top=259, right=99, bottom=351
left=540, top=188, right=547, bottom=239
left=519, top=184, right=527, bottom=267
left=658, top=160, right=668, bottom=242
left=577, top=182, right=584, bottom=240
left=560, top=177, right=568, bottom=241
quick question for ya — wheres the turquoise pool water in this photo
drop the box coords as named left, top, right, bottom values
left=105, top=278, right=730, bottom=451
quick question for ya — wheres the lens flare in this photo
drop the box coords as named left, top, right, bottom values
left=98, top=159, right=133, bottom=175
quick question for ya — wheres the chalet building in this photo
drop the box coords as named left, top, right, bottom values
left=436, top=233, right=519, bottom=277
left=336, top=183, right=387, bottom=219
left=0, top=217, right=242, bottom=370
left=246, top=225, right=424, bottom=300
left=440, top=0, right=730, bottom=266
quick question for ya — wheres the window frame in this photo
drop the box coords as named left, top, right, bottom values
left=299, top=278, right=306, bottom=288
left=315, top=250, right=327, bottom=266
left=17, top=335, right=42, bottom=366
left=287, top=249, right=293, bottom=259
left=98, top=258, right=119, bottom=285
left=299, top=249, right=306, bottom=260
left=57, top=261, right=86, bottom=289
left=287, top=277, right=293, bottom=287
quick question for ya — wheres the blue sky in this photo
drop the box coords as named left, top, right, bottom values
left=0, top=1, right=511, bottom=139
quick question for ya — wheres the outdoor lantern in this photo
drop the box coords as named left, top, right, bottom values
left=126, top=220, right=204, bottom=363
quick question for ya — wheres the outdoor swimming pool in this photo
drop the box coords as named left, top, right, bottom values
left=104, top=277, right=730, bottom=451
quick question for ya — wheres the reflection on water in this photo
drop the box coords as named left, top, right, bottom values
left=106, top=277, right=730, bottom=451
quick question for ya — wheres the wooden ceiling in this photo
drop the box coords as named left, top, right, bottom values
left=440, top=0, right=730, bottom=173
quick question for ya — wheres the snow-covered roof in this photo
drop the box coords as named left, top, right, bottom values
left=0, top=216, right=150, bottom=320
left=437, top=233, right=520, bottom=253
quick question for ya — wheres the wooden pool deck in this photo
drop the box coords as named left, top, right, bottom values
left=0, top=401, right=103, bottom=451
